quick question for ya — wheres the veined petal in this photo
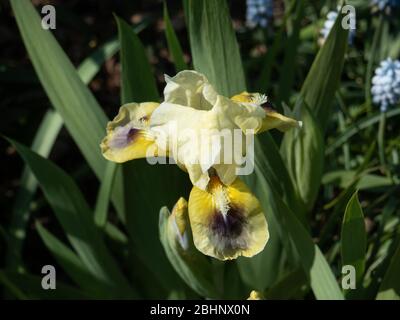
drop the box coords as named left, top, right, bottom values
left=150, top=102, right=225, bottom=189
left=164, top=70, right=217, bottom=110
left=188, top=176, right=269, bottom=260
left=215, top=94, right=265, bottom=132
left=100, top=102, right=160, bottom=163
left=150, top=99, right=253, bottom=189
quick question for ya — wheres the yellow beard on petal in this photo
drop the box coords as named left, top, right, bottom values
left=188, top=176, right=269, bottom=260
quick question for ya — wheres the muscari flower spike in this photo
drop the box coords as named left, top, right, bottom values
left=320, top=10, right=356, bottom=45
left=101, top=70, right=301, bottom=261
left=371, top=58, right=400, bottom=112
left=371, top=0, right=400, bottom=11
left=246, top=0, right=274, bottom=28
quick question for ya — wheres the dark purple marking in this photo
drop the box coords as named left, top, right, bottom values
left=210, top=206, right=248, bottom=251
left=109, top=125, right=140, bottom=149
left=127, top=127, right=139, bottom=142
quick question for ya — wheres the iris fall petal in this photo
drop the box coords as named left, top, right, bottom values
left=100, top=102, right=160, bottom=162
left=188, top=176, right=269, bottom=260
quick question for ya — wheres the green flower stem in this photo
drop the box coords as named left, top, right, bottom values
left=365, top=14, right=384, bottom=113
left=377, top=111, right=388, bottom=177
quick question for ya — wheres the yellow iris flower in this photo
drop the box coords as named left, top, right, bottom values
left=100, top=70, right=300, bottom=261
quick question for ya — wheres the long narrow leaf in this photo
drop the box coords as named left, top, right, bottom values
left=0, top=270, right=89, bottom=300
left=36, top=222, right=113, bottom=298
left=377, top=241, right=400, bottom=300
left=188, top=0, right=246, bottom=96
left=8, top=138, right=137, bottom=298
left=163, top=2, right=187, bottom=72
left=6, top=110, right=62, bottom=270
left=341, top=191, right=367, bottom=298
left=300, top=9, right=348, bottom=132
left=281, top=103, right=324, bottom=213
left=94, top=162, right=117, bottom=228
left=116, top=15, right=159, bottom=103
left=256, top=173, right=344, bottom=300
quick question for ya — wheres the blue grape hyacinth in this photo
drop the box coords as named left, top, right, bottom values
left=320, top=10, right=356, bottom=45
left=371, top=58, right=400, bottom=112
left=246, top=0, right=274, bottom=28
left=371, top=0, right=400, bottom=11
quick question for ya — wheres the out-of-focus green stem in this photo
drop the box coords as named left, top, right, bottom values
left=365, top=14, right=384, bottom=113
left=378, top=111, right=388, bottom=176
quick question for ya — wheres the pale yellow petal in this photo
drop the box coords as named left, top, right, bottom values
left=260, top=110, right=301, bottom=133
left=163, top=70, right=217, bottom=110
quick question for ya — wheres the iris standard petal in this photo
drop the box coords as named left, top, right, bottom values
left=163, top=70, right=218, bottom=110
left=188, top=176, right=269, bottom=260
left=214, top=94, right=265, bottom=132
left=100, top=102, right=160, bottom=163
left=150, top=102, right=228, bottom=189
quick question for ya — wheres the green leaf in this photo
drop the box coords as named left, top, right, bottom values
left=8, top=137, right=137, bottom=298
left=94, top=162, right=117, bottom=228
left=256, top=19, right=285, bottom=93
left=264, top=267, right=308, bottom=299
left=6, top=14, right=148, bottom=272
left=188, top=0, right=246, bottom=96
left=0, top=270, right=89, bottom=300
left=322, top=170, right=392, bottom=190
left=326, top=108, right=400, bottom=155
left=238, top=133, right=302, bottom=290
left=36, top=222, right=112, bottom=298
left=376, top=241, right=400, bottom=300
left=256, top=0, right=297, bottom=95
left=6, top=109, right=63, bottom=271
left=9, top=1, right=129, bottom=250
left=300, top=9, right=348, bottom=132
left=277, top=0, right=304, bottom=103
left=341, top=191, right=367, bottom=297
left=6, top=34, right=124, bottom=271
left=77, top=37, right=119, bottom=83
left=116, top=15, right=159, bottom=103
left=319, top=182, right=358, bottom=248
left=163, top=2, right=187, bottom=72
left=281, top=102, right=324, bottom=213
left=365, top=15, right=385, bottom=107
left=257, top=175, right=344, bottom=300
left=159, top=206, right=218, bottom=298
left=11, top=0, right=108, bottom=177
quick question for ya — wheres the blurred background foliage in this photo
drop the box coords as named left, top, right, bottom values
left=0, top=0, right=399, bottom=299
